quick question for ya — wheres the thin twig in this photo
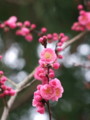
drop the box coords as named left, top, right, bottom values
left=1, top=69, right=35, bottom=120
left=74, top=63, right=90, bottom=69
left=7, top=78, right=17, bottom=88
left=63, top=31, right=87, bottom=50
left=17, top=79, right=36, bottom=92
left=3, top=97, right=8, bottom=108
left=46, top=101, right=52, bottom=120
left=17, top=69, right=35, bottom=88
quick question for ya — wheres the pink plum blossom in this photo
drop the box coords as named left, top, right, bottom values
left=40, top=48, right=57, bottom=64
left=40, top=84, right=54, bottom=100
left=34, top=66, right=47, bottom=81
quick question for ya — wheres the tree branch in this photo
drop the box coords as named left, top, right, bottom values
left=17, top=79, right=36, bottom=92
left=1, top=69, right=35, bottom=120
left=7, top=78, right=18, bottom=88
left=63, top=31, right=87, bottom=50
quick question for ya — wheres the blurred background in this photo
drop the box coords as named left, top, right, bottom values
left=0, top=0, right=90, bottom=120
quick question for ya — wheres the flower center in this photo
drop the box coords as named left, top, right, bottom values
left=45, top=87, right=52, bottom=94
left=44, top=52, right=52, bottom=59
left=86, top=22, right=90, bottom=27
left=55, top=88, right=60, bottom=96
left=82, top=16, right=88, bottom=21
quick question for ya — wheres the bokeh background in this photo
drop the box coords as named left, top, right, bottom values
left=0, top=0, right=90, bottom=120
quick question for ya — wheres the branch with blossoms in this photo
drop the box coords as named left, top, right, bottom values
left=0, top=16, right=47, bottom=42
left=0, top=3, right=90, bottom=120
left=0, top=28, right=88, bottom=120
left=72, top=4, right=90, bottom=31
left=0, top=29, right=87, bottom=120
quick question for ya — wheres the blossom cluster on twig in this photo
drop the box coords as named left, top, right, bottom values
left=0, top=71, right=16, bottom=98
left=32, top=33, right=69, bottom=114
left=0, top=56, right=16, bottom=98
left=72, top=4, right=90, bottom=31
left=0, top=16, right=47, bottom=42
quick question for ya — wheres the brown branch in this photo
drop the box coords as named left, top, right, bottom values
left=1, top=93, right=18, bottom=120
left=74, top=63, right=90, bottom=69
left=17, top=69, right=35, bottom=88
left=1, top=69, right=35, bottom=120
left=63, top=31, right=87, bottom=50
left=46, top=101, right=52, bottom=120
left=17, top=79, right=36, bottom=92
left=7, top=78, right=17, bottom=88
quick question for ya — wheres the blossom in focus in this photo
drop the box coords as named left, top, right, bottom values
left=40, top=48, right=57, bottom=64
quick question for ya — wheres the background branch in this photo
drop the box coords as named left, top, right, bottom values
left=63, top=31, right=87, bottom=50
left=1, top=69, right=35, bottom=120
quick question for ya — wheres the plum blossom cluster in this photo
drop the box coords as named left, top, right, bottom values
left=33, top=78, right=64, bottom=113
left=32, top=33, right=68, bottom=114
left=39, top=33, right=69, bottom=58
left=72, top=4, right=90, bottom=31
left=0, top=71, right=16, bottom=98
left=0, top=16, right=47, bottom=42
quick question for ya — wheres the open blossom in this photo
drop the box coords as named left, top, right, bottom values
left=40, top=84, right=54, bottom=100
left=78, top=12, right=90, bottom=25
left=4, top=16, right=17, bottom=29
left=49, top=78, right=64, bottom=101
left=40, top=48, right=57, bottom=64
left=39, top=78, right=64, bottom=101
left=32, top=78, right=64, bottom=112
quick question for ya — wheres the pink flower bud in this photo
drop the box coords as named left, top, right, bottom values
left=56, top=47, right=63, bottom=52
left=59, top=33, right=65, bottom=37
left=77, top=4, right=83, bottom=10
left=24, top=21, right=31, bottom=26
left=57, top=42, right=62, bottom=46
left=0, top=56, right=2, bottom=60
left=49, top=72, right=55, bottom=78
left=4, top=90, right=9, bottom=95
left=53, top=62, right=60, bottom=69
left=47, top=34, right=52, bottom=39
left=9, top=90, right=16, bottom=96
left=16, top=22, right=23, bottom=27
left=31, top=24, right=36, bottom=29
left=1, top=76, right=7, bottom=82
left=25, top=34, right=33, bottom=42
left=39, top=37, right=44, bottom=43
left=61, top=36, right=69, bottom=43
left=41, top=27, right=47, bottom=33
left=37, top=106, right=45, bottom=114
left=0, top=23, right=5, bottom=28
left=79, top=10, right=86, bottom=15
left=58, top=55, right=63, bottom=59
left=0, top=71, right=4, bottom=75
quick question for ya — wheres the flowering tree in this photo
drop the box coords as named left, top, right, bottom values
left=0, top=1, right=90, bottom=120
